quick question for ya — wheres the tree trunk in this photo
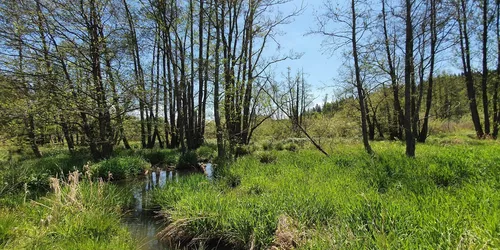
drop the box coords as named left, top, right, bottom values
left=494, top=2, right=500, bottom=138
left=60, top=118, right=75, bottom=153
left=381, top=0, right=403, bottom=140
left=214, top=1, right=225, bottom=159
left=457, top=0, right=484, bottom=138
left=418, top=0, right=437, bottom=143
left=352, top=0, right=373, bottom=154
left=404, top=0, right=415, bottom=157
left=481, top=0, right=490, bottom=135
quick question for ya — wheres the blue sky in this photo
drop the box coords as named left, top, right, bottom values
left=265, top=0, right=345, bottom=104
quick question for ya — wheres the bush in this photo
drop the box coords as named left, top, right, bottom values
left=284, top=138, right=308, bottom=146
left=262, top=141, right=273, bottom=151
left=91, top=156, right=150, bottom=180
left=197, top=145, right=216, bottom=161
left=284, top=143, right=299, bottom=152
left=142, top=149, right=178, bottom=166
left=221, top=172, right=241, bottom=188
left=177, top=151, right=199, bottom=170
left=274, top=141, right=285, bottom=151
left=235, top=144, right=258, bottom=157
left=257, top=152, right=277, bottom=164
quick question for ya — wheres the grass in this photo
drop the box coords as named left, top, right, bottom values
left=1, top=136, right=498, bottom=249
left=152, top=141, right=500, bottom=249
left=0, top=172, right=136, bottom=249
left=91, top=156, right=151, bottom=180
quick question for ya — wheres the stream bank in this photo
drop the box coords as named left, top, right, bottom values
left=119, top=164, right=213, bottom=250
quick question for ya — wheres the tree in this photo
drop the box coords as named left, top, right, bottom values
left=404, top=0, right=416, bottom=157
left=494, top=0, right=500, bottom=138
left=456, top=0, right=484, bottom=138
left=312, top=0, right=374, bottom=154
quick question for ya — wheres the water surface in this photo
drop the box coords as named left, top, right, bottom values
left=120, top=164, right=212, bottom=250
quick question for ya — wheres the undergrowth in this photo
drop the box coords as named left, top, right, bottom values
left=0, top=171, right=135, bottom=249
left=152, top=142, right=500, bottom=249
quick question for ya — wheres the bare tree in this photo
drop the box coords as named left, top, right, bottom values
left=312, top=0, right=374, bottom=154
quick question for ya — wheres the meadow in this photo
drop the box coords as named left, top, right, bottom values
left=0, top=133, right=499, bottom=249
left=152, top=138, right=500, bottom=249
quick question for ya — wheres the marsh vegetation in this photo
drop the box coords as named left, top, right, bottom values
left=1, top=0, right=500, bottom=249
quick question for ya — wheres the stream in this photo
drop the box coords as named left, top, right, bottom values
left=119, top=164, right=213, bottom=250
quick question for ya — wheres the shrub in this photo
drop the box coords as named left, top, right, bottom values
left=235, top=144, right=258, bottom=157
left=284, top=143, right=299, bottom=152
left=258, top=152, right=277, bottom=164
left=262, top=141, right=273, bottom=151
left=142, top=149, right=178, bottom=166
left=177, top=151, right=199, bottom=170
left=92, top=156, right=150, bottom=180
left=222, top=172, right=241, bottom=188
left=197, top=145, right=216, bottom=161
left=274, top=141, right=285, bottom=151
left=284, top=138, right=308, bottom=146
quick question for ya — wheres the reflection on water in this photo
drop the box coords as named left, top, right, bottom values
left=205, top=163, right=213, bottom=179
left=120, top=164, right=212, bottom=250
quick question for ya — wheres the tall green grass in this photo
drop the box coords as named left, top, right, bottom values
left=153, top=142, right=500, bottom=249
left=91, top=156, right=151, bottom=180
left=0, top=172, right=136, bottom=249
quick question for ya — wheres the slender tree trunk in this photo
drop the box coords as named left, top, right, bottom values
left=197, top=0, right=205, bottom=147
left=481, top=0, right=490, bottom=135
left=457, top=0, right=484, bottom=138
left=241, top=3, right=255, bottom=144
left=404, top=0, right=415, bottom=157
left=202, top=3, right=210, bottom=143
left=352, top=0, right=373, bottom=154
left=123, top=0, right=147, bottom=148
left=16, top=18, right=42, bottom=158
left=214, top=1, right=225, bottom=159
left=162, top=34, right=170, bottom=148
left=381, top=0, right=403, bottom=140
left=60, top=118, right=75, bottom=153
left=418, top=0, right=437, bottom=142
left=494, top=2, right=500, bottom=138
left=187, top=0, right=195, bottom=150
left=25, top=114, right=42, bottom=158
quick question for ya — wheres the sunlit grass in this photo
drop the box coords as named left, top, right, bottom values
left=0, top=172, right=136, bottom=249
left=153, top=142, right=500, bottom=249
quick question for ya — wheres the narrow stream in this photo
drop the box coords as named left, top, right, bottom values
left=119, top=164, right=213, bottom=250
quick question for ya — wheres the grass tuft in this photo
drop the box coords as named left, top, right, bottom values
left=153, top=142, right=500, bottom=249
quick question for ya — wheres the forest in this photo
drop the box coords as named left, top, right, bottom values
left=0, top=0, right=499, bottom=249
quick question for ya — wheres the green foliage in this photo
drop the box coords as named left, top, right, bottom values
left=153, top=142, right=500, bottom=249
left=284, top=142, right=299, bottom=152
left=0, top=148, right=91, bottom=195
left=283, top=137, right=308, bottom=146
left=235, top=144, right=257, bottom=157
left=197, top=144, right=217, bottom=161
left=141, top=149, right=179, bottom=166
left=257, top=151, right=278, bottom=164
left=262, top=140, right=274, bottom=151
left=91, top=156, right=150, bottom=180
left=274, top=141, right=285, bottom=151
left=176, top=151, right=199, bottom=170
